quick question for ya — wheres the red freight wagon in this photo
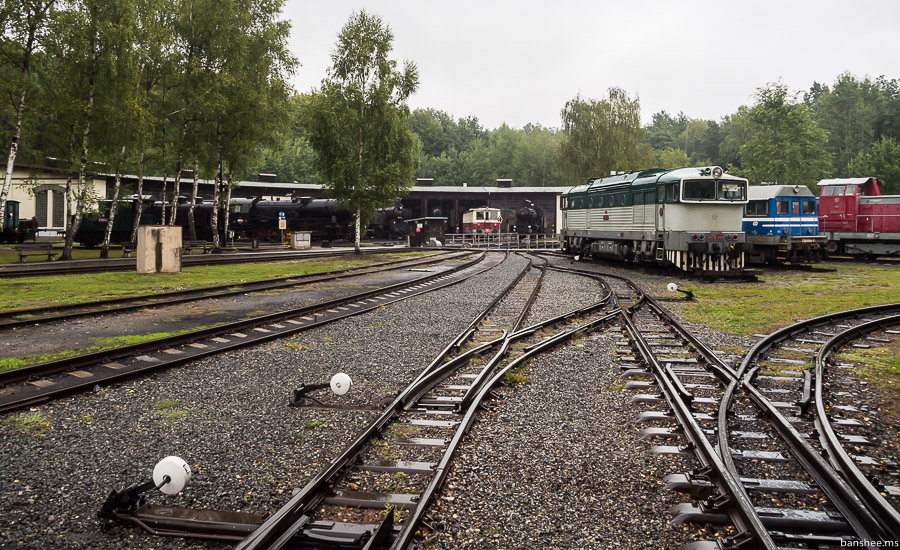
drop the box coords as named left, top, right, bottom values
left=817, top=177, right=900, bottom=257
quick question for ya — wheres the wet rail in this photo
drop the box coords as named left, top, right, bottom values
left=0, top=251, right=463, bottom=330
left=0, top=253, right=489, bottom=413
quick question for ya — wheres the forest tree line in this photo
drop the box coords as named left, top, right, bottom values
left=249, top=74, right=900, bottom=195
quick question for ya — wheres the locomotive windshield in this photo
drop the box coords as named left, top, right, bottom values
left=682, top=179, right=746, bottom=201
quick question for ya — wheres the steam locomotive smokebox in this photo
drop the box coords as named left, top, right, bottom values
left=407, top=217, right=448, bottom=247
left=136, top=225, right=182, bottom=273
left=290, top=231, right=311, bottom=250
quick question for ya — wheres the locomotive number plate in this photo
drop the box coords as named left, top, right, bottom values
left=707, top=234, right=724, bottom=240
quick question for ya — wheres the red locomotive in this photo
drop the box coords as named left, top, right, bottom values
left=817, top=177, right=900, bottom=257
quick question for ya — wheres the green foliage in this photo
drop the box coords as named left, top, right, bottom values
left=812, top=73, right=883, bottom=177
left=738, top=83, right=831, bottom=185
left=558, top=88, right=652, bottom=182
left=7, top=411, right=51, bottom=437
left=848, top=137, right=900, bottom=195
left=655, top=147, right=690, bottom=169
left=302, top=10, right=419, bottom=250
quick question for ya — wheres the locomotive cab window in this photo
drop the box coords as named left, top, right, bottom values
left=802, top=200, right=815, bottom=215
left=683, top=180, right=716, bottom=200
left=745, top=200, right=768, bottom=216
left=776, top=199, right=789, bottom=215
left=476, top=212, right=484, bottom=220
left=718, top=182, right=745, bottom=200
left=822, top=185, right=843, bottom=196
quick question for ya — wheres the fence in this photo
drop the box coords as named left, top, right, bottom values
left=441, top=232, right=560, bottom=250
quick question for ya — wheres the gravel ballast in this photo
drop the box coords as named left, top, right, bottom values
left=1, top=253, right=775, bottom=549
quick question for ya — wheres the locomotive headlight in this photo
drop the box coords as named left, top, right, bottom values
left=712, top=166, right=723, bottom=178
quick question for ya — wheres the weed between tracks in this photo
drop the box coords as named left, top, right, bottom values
left=0, top=252, right=434, bottom=312
left=835, top=338, right=900, bottom=413
left=6, top=410, right=51, bottom=437
left=0, top=327, right=218, bottom=372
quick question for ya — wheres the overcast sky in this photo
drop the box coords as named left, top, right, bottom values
left=284, top=0, right=900, bottom=129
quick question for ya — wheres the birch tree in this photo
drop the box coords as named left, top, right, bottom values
left=302, top=10, right=419, bottom=252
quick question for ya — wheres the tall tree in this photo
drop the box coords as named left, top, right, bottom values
left=302, top=10, right=419, bottom=252
left=738, top=83, right=831, bottom=185
left=558, top=88, right=652, bottom=182
left=848, top=137, right=900, bottom=195
left=0, top=0, right=55, bottom=221
left=813, top=73, right=881, bottom=177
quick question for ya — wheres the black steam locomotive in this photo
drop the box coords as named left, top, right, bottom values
left=74, top=196, right=407, bottom=247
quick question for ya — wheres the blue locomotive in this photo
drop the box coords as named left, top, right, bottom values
left=742, top=185, right=825, bottom=264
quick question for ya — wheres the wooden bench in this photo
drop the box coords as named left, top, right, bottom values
left=15, top=243, right=56, bottom=262
left=183, top=240, right=213, bottom=254
left=120, top=242, right=137, bottom=258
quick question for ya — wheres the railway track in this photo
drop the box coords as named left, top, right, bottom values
left=0, top=252, right=488, bottom=413
left=610, top=286, right=900, bottom=547
left=0, top=245, right=407, bottom=279
left=97, top=255, right=626, bottom=548
left=0, top=251, right=462, bottom=330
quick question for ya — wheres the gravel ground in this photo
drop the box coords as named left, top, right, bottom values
left=0, top=252, right=762, bottom=549
left=0, top=253, right=526, bottom=549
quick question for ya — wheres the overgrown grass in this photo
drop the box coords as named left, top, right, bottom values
left=676, top=264, right=900, bottom=335
left=835, top=339, right=900, bottom=414
left=6, top=411, right=51, bottom=437
left=153, top=399, right=190, bottom=425
left=0, top=328, right=217, bottom=372
left=0, top=252, right=434, bottom=312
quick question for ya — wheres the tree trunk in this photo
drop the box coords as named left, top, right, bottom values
left=169, top=118, right=189, bottom=225
left=210, top=122, right=222, bottom=250
left=354, top=205, right=361, bottom=253
left=188, top=155, right=198, bottom=240
left=129, top=143, right=146, bottom=243
left=222, top=167, right=233, bottom=248
left=100, top=144, right=126, bottom=258
left=62, top=70, right=96, bottom=261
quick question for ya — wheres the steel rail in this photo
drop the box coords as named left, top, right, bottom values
left=0, top=251, right=461, bottom=330
left=389, top=309, right=621, bottom=550
left=0, top=253, right=487, bottom=390
left=719, top=303, right=900, bottom=543
left=235, top=254, right=538, bottom=550
left=237, top=258, right=616, bottom=550
left=815, top=314, right=900, bottom=540
left=621, top=307, right=777, bottom=550
left=0, top=246, right=409, bottom=278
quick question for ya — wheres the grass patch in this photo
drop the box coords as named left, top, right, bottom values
left=153, top=400, right=190, bottom=424
left=676, top=264, right=900, bottom=335
left=304, top=420, right=324, bottom=430
left=0, top=329, right=218, bottom=372
left=835, top=339, right=900, bottom=409
left=7, top=411, right=51, bottom=437
left=0, top=252, right=436, bottom=312
left=501, top=370, right=529, bottom=385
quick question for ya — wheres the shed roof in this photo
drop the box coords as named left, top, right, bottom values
left=748, top=185, right=816, bottom=200
left=816, top=178, right=875, bottom=186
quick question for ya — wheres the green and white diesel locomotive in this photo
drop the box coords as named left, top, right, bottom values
left=560, top=166, right=749, bottom=271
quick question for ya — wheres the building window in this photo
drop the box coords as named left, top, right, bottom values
left=36, top=190, right=49, bottom=226
left=52, top=191, right=65, bottom=227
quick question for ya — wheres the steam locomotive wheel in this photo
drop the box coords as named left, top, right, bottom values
left=267, top=228, right=280, bottom=242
